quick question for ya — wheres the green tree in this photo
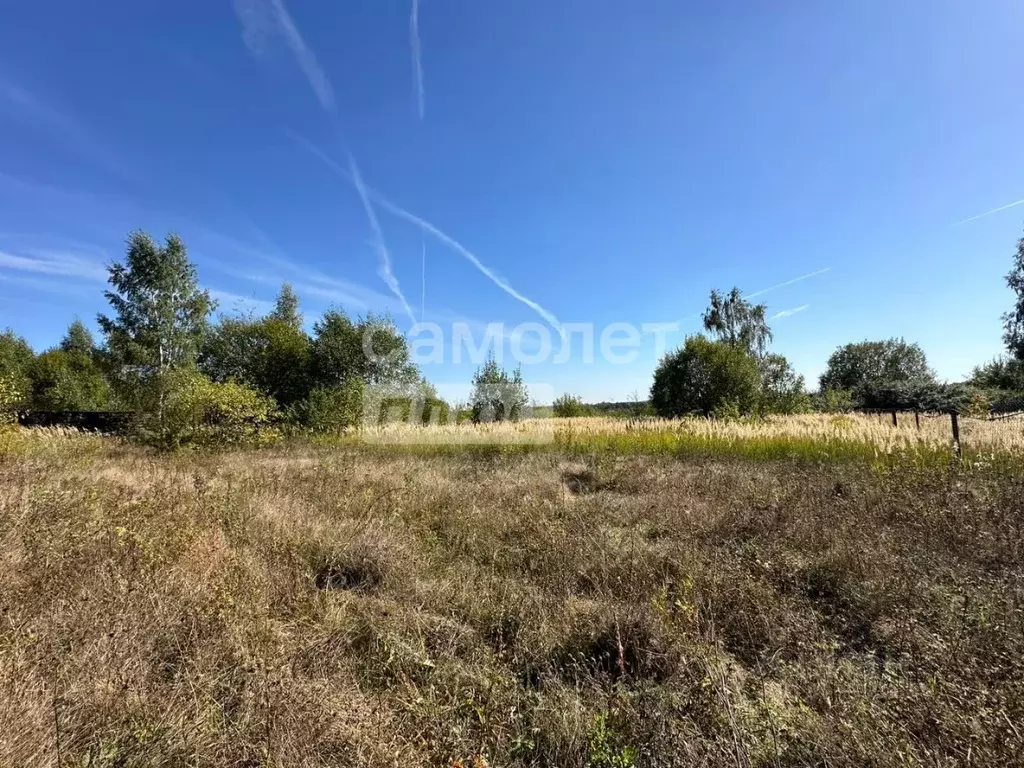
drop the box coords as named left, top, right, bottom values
left=28, top=349, right=111, bottom=411
left=269, top=282, right=303, bottom=330
left=59, top=318, right=96, bottom=357
left=0, top=329, right=34, bottom=400
left=469, top=356, right=529, bottom=422
left=757, top=353, right=809, bottom=414
left=650, top=335, right=760, bottom=418
left=98, top=231, right=215, bottom=384
left=970, top=356, right=1024, bottom=391
left=311, top=310, right=417, bottom=389
left=819, top=339, right=934, bottom=392
left=702, top=287, right=773, bottom=357
left=200, top=315, right=312, bottom=407
left=1003, top=232, right=1024, bottom=360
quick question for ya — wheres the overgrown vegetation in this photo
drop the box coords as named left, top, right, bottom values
left=2, top=437, right=1021, bottom=765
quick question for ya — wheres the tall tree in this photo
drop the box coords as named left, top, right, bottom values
left=311, top=310, right=417, bottom=389
left=59, top=318, right=96, bottom=357
left=269, top=282, right=303, bottom=330
left=702, top=287, right=773, bottom=357
left=757, top=353, right=809, bottom=414
left=819, top=339, right=934, bottom=392
left=1003, top=233, right=1024, bottom=360
left=98, top=231, right=214, bottom=377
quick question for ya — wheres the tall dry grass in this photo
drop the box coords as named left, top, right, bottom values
left=2, top=433, right=1023, bottom=766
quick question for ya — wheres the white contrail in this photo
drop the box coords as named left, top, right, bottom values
left=745, top=267, right=830, bottom=299
left=347, top=152, right=417, bottom=324
left=955, top=199, right=1024, bottom=226
left=234, top=0, right=336, bottom=113
left=234, top=0, right=417, bottom=323
left=289, top=132, right=564, bottom=335
left=370, top=194, right=564, bottom=336
left=771, top=304, right=809, bottom=320
left=410, top=0, right=425, bottom=121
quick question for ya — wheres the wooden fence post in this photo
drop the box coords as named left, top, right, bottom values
left=915, top=411, right=920, bottom=430
left=950, top=412, right=962, bottom=459
left=891, top=410, right=898, bottom=427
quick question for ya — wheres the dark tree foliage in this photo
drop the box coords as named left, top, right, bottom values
left=469, top=357, right=529, bottom=422
left=970, top=357, right=1024, bottom=391
left=311, top=310, right=417, bottom=389
left=28, top=349, right=111, bottom=411
left=1003, top=233, right=1024, bottom=360
left=819, top=339, right=934, bottom=392
left=859, top=381, right=972, bottom=415
left=758, top=353, right=810, bottom=414
left=200, top=316, right=312, bottom=408
left=650, top=335, right=760, bottom=418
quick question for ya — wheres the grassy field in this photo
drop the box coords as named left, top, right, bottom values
left=1, top=420, right=1023, bottom=766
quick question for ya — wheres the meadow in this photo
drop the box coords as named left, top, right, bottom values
left=1, top=416, right=1023, bottom=766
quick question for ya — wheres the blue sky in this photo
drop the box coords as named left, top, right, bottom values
left=2, top=0, right=1023, bottom=401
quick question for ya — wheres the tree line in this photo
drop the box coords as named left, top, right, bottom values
left=4, top=227, right=1024, bottom=438
left=552, top=230, right=1024, bottom=419
left=0, top=231, right=518, bottom=446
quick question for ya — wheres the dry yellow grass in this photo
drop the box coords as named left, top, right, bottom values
left=1, top=433, right=1022, bottom=766
left=357, top=413, right=1024, bottom=463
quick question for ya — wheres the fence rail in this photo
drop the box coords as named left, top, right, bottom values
left=15, top=411, right=134, bottom=433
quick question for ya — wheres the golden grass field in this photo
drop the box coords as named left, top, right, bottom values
left=1, top=418, right=1023, bottom=766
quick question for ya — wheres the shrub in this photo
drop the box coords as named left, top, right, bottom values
left=0, top=374, right=22, bottom=427
left=470, top=357, right=529, bottom=423
left=650, top=335, right=760, bottom=418
left=27, top=349, right=111, bottom=411
left=289, top=379, right=366, bottom=434
left=812, top=387, right=855, bottom=413
left=553, top=394, right=589, bottom=418
left=136, top=369, right=277, bottom=449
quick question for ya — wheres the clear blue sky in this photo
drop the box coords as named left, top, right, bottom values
left=2, top=0, right=1023, bottom=401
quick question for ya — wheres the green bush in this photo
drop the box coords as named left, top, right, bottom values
left=136, top=369, right=277, bottom=450
left=28, top=349, right=111, bottom=411
left=553, top=393, right=589, bottom=418
left=812, top=388, right=855, bottom=413
left=288, top=380, right=366, bottom=434
left=650, top=336, right=760, bottom=418
left=0, top=374, right=21, bottom=427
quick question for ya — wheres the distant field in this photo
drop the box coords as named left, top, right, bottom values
left=354, top=413, right=1024, bottom=467
left=2, top=429, right=1022, bottom=766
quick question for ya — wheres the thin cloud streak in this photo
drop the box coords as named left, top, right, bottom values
left=0, top=250, right=107, bottom=282
left=745, top=267, right=831, bottom=299
left=289, top=133, right=564, bottom=335
left=410, top=0, right=425, bottom=120
left=347, top=152, right=417, bottom=324
left=369, top=193, right=563, bottom=336
left=955, top=199, right=1024, bottom=226
left=233, top=0, right=416, bottom=322
left=233, top=0, right=335, bottom=113
left=771, top=304, right=809, bottom=320
left=0, top=77, right=146, bottom=188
